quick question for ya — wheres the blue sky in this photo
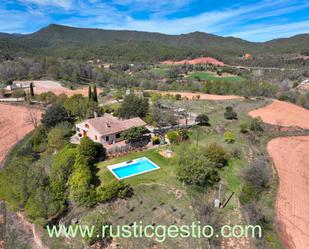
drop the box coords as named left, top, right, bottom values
left=1, top=0, right=309, bottom=41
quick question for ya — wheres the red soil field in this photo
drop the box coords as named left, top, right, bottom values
left=249, top=100, right=309, bottom=130
left=268, top=136, right=309, bottom=249
left=0, top=103, right=42, bottom=163
left=162, top=57, right=225, bottom=66
left=146, top=90, right=241, bottom=100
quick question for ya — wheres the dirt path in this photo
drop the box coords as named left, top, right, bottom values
left=249, top=100, right=309, bottom=129
left=268, top=136, right=309, bottom=249
left=145, top=90, right=241, bottom=100
left=0, top=103, right=42, bottom=163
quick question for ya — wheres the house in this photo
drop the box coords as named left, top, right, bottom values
left=75, top=113, right=146, bottom=144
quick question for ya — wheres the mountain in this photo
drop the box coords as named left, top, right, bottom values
left=0, top=24, right=308, bottom=62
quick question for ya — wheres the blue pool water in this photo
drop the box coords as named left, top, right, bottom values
left=110, top=157, right=159, bottom=179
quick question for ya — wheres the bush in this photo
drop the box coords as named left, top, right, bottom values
left=177, top=129, right=189, bottom=141
left=195, top=114, right=210, bottom=126
left=243, top=157, right=270, bottom=191
left=224, top=106, right=238, bottom=120
left=250, top=117, right=264, bottom=132
left=224, top=131, right=235, bottom=143
left=152, top=135, right=160, bottom=145
left=175, top=94, right=182, bottom=100
left=205, top=143, right=228, bottom=168
left=230, top=148, right=241, bottom=159
left=239, top=183, right=255, bottom=205
left=239, top=123, right=249, bottom=133
left=96, top=181, right=133, bottom=203
left=166, top=131, right=180, bottom=144
left=81, top=212, right=111, bottom=246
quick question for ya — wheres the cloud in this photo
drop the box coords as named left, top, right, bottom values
left=19, top=0, right=73, bottom=9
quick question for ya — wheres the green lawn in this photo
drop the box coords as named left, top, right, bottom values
left=187, top=72, right=245, bottom=83
left=97, top=147, right=181, bottom=187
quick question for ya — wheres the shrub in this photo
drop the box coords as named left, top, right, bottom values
left=239, top=183, right=255, bottom=205
left=81, top=212, right=111, bottom=246
left=177, top=129, right=189, bottom=141
left=96, top=181, right=133, bottom=203
left=195, top=114, right=210, bottom=126
left=239, top=123, right=249, bottom=133
left=243, top=157, right=270, bottom=191
left=205, top=143, right=228, bottom=168
left=230, top=148, right=241, bottom=159
left=224, top=131, right=235, bottom=143
left=166, top=131, right=180, bottom=144
left=175, top=94, right=182, bottom=100
left=250, top=117, right=264, bottom=132
left=224, top=106, right=238, bottom=120
left=152, top=135, right=160, bottom=145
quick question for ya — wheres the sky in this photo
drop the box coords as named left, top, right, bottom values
left=0, top=0, right=309, bottom=41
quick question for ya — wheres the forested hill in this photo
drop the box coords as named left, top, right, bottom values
left=0, top=24, right=308, bottom=62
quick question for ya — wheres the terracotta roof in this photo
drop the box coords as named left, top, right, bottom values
left=85, top=114, right=146, bottom=136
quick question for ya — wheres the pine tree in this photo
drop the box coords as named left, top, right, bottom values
left=30, top=82, right=34, bottom=97
left=93, top=85, right=98, bottom=102
left=88, top=85, right=92, bottom=100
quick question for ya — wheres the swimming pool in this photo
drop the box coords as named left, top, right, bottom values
left=107, top=157, right=160, bottom=179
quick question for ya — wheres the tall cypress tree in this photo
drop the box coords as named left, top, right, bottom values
left=30, top=82, right=34, bottom=97
left=88, top=85, right=92, bottom=100
left=93, top=85, right=98, bottom=102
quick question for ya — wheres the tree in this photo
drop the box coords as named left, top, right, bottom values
left=92, top=85, right=98, bottom=102
left=224, top=106, right=238, bottom=120
left=24, top=107, right=40, bottom=128
left=196, top=114, right=210, bottom=126
left=176, top=145, right=220, bottom=186
left=78, top=137, right=106, bottom=164
left=30, top=82, right=34, bottom=97
left=118, top=94, right=149, bottom=118
left=88, top=85, right=92, bottom=100
left=41, top=104, right=70, bottom=128
left=122, top=126, right=149, bottom=148
left=64, top=94, right=88, bottom=120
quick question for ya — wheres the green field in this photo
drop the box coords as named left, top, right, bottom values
left=187, top=72, right=245, bottom=83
